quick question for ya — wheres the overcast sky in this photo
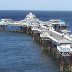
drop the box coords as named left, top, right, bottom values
left=0, top=0, right=71, bottom=11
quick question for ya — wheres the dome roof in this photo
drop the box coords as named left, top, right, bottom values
left=26, top=12, right=36, bottom=19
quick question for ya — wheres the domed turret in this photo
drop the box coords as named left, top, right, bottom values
left=26, top=12, right=36, bottom=19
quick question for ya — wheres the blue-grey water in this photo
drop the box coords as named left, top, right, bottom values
left=0, top=31, right=59, bottom=72
left=0, top=10, right=72, bottom=72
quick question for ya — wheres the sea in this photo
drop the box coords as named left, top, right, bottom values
left=0, top=10, right=72, bottom=72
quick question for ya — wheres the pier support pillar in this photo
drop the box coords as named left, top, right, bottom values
left=32, top=32, right=35, bottom=40
left=40, top=38, right=42, bottom=45
left=22, top=26, right=27, bottom=33
left=31, top=30, right=33, bottom=36
left=37, top=33, right=40, bottom=43
left=47, top=40, right=51, bottom=53
left=52, top=47, right=56, bottom=56
left=44, top=40, right=48, bottom=50
left=70, top=55, right=72, bottom=72
left=56, top=51, right=60, bottom=61
left=26, top=26, right=31, bottom=35
left=71, top=64, right=72, bottom=72
left=59, top=56, right=72, bottom=72
left=40, top=38, right=45, bottom=50
left=49, top=41, right=53, bottom=55
left=60, top=56, right=64, bottom=72
left=32, top=32, right=40, bottom=43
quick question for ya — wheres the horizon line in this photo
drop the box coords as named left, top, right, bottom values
left=0, top=10, right=72, bottom=11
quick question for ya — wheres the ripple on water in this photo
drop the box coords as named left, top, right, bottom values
left=0, top=31, right=59, bottom=72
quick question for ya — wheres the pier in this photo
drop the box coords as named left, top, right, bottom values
left=0, top=12, right=72, bottom=72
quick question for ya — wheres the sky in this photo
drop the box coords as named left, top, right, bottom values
left=0, top=0, right=72, bottom=11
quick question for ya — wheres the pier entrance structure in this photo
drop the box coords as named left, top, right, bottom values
left=0, top=12, right=72, bottom=72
